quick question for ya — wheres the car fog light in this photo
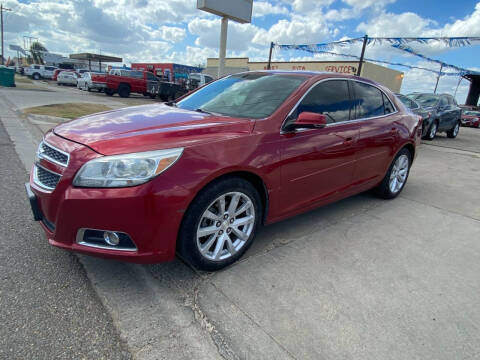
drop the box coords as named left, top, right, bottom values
left=104, top=231, right=120, bottom=246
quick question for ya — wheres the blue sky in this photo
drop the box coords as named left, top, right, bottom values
left=3, top=0, right=480, bottom=101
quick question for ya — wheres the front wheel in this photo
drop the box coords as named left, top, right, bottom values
left=178, top=177, right=262, bottom=271
left=424, top=120, right=438, bottom=140
left=374, top=148, right=411, bottom=199
left=104, top=88, right=114, bottom=96
left=447, top=120, right=460, bottom=138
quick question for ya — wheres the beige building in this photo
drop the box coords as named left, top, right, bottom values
left=205, top=57, right=404, bottom=92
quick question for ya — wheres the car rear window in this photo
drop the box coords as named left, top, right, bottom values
left=409, top=94, right=439, bottom=107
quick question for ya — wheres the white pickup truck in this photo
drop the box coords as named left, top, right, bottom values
left=24, top=65, right=57, bottom=80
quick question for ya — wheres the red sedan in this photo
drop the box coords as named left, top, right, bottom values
left=26, top=71, right=422, bottom=271
left=461, top=110, right=480, bottom=128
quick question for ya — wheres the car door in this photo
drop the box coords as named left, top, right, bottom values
left=279, top=79, right=361, bottom=214
left=351, top=80, right=399, bottom=187
left=437, top=96, right=452, bottom=130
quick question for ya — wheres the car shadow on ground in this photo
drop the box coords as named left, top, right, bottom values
left=147, top=190, right=383, bottom=286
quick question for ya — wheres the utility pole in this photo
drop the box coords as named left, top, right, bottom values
left=434, top=63, right=443, bottom=94
left=1, top=4, right=13, bottom=65
left=356, top=35, right=368, bottom=76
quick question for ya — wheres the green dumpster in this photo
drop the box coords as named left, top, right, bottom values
left=0, top=67, right=15, bottom=87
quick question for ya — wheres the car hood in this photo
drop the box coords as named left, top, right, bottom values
left=54, top=104, right=254, bottom=155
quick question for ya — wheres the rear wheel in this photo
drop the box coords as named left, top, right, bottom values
left=33, top=73, right=40, bottom=80
left=118, top=84, right=130, bottom=98
left=374, top=148, right=411, bottom=199
left=178, top=177, right=262, bottom=271
left=447, top=120, right=460, bottom=138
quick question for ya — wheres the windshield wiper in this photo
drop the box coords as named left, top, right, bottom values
left=165, top=101, right=177, bottom=107
left=194, top=108, right=213, bottom=115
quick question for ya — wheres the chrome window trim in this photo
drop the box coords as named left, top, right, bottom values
left=281, top=77, right=398, bottom=133
left=37, top=140, right=70, bottom=167
left=33, top=164, right=62, bottom=191
left=76, top=228, right=138, bottom=252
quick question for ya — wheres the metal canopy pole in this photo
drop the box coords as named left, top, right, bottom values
left=267, top=42, right=274, bottom=70
left=218, top=16, right=228, bottom=78
left=454, top=76, right=463, bottom=98
left=356, top=35, right=368, bottom=76
left=434, top=63, right=443, bottom=94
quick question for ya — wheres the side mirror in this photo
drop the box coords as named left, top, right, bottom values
left=285, top=112, right=327, bottom=131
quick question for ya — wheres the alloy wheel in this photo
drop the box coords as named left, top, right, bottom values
left=389, top=154, right=409, bottom=194
left=453, top=122, right=459, bottom=137
left=196, top=192, right=255, bottom=261
left=429, top=122, right=437, bottom=139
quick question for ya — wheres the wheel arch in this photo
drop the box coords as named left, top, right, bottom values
left=182, top=170, right=270, bottom=227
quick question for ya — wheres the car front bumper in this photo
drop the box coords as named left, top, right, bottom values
left=27, top=133, right=191, bottom=264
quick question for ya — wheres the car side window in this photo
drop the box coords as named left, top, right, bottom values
left=383, top=93, right=395, bottom=114
left=146, top=72, right=156, bottom=81
left=352, top=81, right=386, bottom=119
left=293, top=80, right=352, bottom=124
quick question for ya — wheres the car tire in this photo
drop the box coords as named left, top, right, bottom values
left=87, top=86, right=91, bottom=92
left=33, top=73, right=40, bottom=80
left=447, top=120, right=460, bottom=138
left=118, top=84, right=130, bottom=98
left=149, top=93, right=157, bottom=99
left=424, top=120, right=438, bottom=140
left=374, top=148, right=411, bottom=200
left=104, top=88, right=114, bottom=96
left=178, top=177, right=262, bottom=271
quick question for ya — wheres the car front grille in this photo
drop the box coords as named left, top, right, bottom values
left=38, top=141, right=69, bottom=166
left=34, top=166, right=61, bottom=190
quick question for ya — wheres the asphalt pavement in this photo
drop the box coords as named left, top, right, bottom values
left=0, top=121, right=131, bottom=359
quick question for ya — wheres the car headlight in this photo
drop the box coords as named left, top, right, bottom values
left=73, top=148, right=183, bottom=187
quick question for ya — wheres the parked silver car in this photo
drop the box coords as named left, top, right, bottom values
left=77, top=72, right=106, bottom=92
left=57, top=71, right=79, bottom=86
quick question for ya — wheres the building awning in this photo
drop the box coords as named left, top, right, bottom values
left=69, top=53, right=122, bottom=63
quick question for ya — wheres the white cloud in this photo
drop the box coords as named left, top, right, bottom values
left=253, top=1, right=289, bottom=17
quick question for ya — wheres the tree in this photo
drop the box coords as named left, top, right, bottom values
left=30, top=41, right=48, bottom=65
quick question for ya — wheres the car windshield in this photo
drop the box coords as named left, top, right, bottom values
left=464, top=111, right=480, bottom=116
left=176, top=73, right=307, bottom=119
left=409, top=94, right=439, bottom=107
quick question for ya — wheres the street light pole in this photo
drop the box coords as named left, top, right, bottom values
left=218, top=16, right=228, bottom=78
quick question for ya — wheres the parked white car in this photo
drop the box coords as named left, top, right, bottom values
left=186, top=73, right=214, bottom=90
left=24, top=65, right=57, bottom=80
left=57, top=71, right=79, bottom=86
